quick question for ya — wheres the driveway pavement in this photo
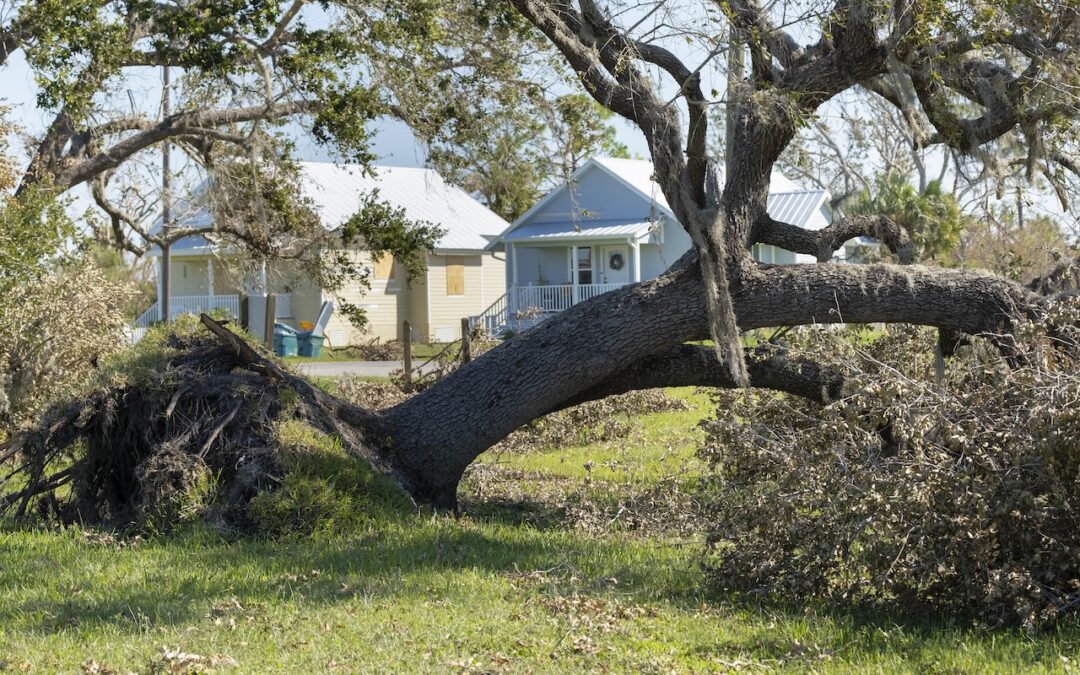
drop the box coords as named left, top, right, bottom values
left=295, top=360, right=439, bottom=378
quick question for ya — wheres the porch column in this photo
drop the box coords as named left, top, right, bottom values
left=510, top=242, right=518, bottom=314
left=571, top=244, right=579, bottom=305
left=631, top=238, right=641, bottom=283
left=207, top=257, right=215, bottom=300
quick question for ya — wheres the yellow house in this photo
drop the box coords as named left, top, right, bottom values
left=138, top=163, right=509, bottom=346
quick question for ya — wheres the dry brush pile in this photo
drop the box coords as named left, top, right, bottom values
left=702, top=305, right=1080, bottom=630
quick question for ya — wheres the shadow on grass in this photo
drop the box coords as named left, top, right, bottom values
left=0, top=508, right=695, bottom=634
left=4, top=504, right=1080, bottom=673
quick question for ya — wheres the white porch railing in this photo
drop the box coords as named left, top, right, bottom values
left=134, top=294, right=242, bottom=328
left=470, top=292, right=510, bottom=336
left=470, top=283, right=628, bottom=336
left=514, top=283, right=625, bottom=314
left=132, top=293, right=294, bottom=330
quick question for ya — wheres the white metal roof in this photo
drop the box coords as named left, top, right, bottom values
left=150, top=162, right=508, bottom=255
left=297, top=162, right=508, bottom=251
left=591, top=157, right=806, bottom=211
left=502, top=220, right=654, bottom=243
left=766, top=190, right=830, bottom=231
left=499, top=157, right=823, bottom=245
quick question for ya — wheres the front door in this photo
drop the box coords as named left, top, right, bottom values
left=598, top=245, right=630, bottom=285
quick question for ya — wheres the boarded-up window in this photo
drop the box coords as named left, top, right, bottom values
left=446, top=259, right=465, bottom=296
left=372, top=254, right=394, bottom=279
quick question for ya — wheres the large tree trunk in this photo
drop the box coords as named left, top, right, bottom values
left=377, top=257, right=1039, bottom=507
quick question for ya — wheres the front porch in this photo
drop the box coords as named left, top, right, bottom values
left=130, top=293, right=294, bottom=342
left=472, top=239, right=645, bottom=335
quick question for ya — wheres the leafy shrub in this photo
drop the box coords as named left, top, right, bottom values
left=0, top=261, right=131, bottom=428
left=0, top=184, right=132, bottom=431
left=701, top=316, right=1080, bottom=630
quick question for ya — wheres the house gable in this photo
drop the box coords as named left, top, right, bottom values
left=503, top=159, right=670, bottom=240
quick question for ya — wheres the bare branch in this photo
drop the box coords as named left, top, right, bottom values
left=756, top=214, right=915, bottom=263
left=48, top=100, right=314, bottom=191
left=555, top=344, right=846, bottom=410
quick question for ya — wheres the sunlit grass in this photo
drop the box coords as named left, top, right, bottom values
left=3, top=385, right=1080, bottom=672
left=477, top=388, right=709, bottom=486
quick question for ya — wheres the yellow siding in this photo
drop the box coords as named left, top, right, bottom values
left=425, top=254, right=490, bottom=342
left=164, top=255, right=248, bottom=296
left=407, top=273, right=429, bottom=343
left=323, top=250, right=410, bottom=345
left=481, top=251, right=508, bottom=309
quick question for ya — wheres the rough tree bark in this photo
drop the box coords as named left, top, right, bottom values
left=348, top=0, right=1067, bottom=508
left=373, top=259, right=1038, bottom=506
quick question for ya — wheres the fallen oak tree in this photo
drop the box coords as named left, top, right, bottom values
left=0, top=310, right=853, bottom=524
left=3, top=0, right=1077, bottom=518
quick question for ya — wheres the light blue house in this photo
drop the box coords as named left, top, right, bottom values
left=473, top=157, right=835, bottom=333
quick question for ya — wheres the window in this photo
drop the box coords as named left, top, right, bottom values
left=576, top=247, right=593, bottom=285
left=752, top=244, right=775, bottom=264
left=372, top=253, right=394, bottom=280
left=446, top=259, right=465, bottom=296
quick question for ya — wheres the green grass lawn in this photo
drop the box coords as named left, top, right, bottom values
left=3, top=389, right=1080, bottom=673
left=283, top=342, right=457, bottom=364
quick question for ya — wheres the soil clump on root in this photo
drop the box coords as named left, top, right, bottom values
left=0, top=316, right=390, bottom=532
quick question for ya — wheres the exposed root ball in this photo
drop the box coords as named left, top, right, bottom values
left=0, top=319, right=387, bottom=531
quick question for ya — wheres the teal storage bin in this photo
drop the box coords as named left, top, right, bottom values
left=273, top=323, right=298, bottom=357
left=298, top=332, right=325, bottom=357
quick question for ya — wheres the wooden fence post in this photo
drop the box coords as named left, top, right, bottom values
left=460, top=317, right=472, bottom=364
left=402, top=320, right=412, bottom=387
left=264, top=293, right=276, bottom=348
left=239, top=294, right=249, bottom=331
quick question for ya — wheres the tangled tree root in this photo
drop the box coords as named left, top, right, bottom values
left=0, top=315, right=390, bottom=530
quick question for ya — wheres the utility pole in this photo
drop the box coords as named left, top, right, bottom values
left=725, top=27, right=744, bottom=177
left=160, top=65, right=173, bottom=323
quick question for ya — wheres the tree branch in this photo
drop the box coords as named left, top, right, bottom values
left=756, top=214, right=915, bottom=263
left=554, top=344, right=845, bottom=411
left=48, top=100, right=315, bottom=190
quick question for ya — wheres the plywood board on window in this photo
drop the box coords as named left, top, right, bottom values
left=446, top=259, right=465, bottom=296
left=372, top=253, right=394, bottom=279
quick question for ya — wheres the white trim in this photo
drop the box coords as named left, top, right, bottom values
left=571, top=244, right=579, bottom=305
left=495, top=158, right=678, bottom=245
left=501, top=229, right=653, bottom=245
left=207, top=257, right=215, bottom=297
left=631, top=239, right=641, bottom=283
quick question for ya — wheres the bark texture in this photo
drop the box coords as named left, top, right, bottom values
left=378, top=258, right=1040, bottom=507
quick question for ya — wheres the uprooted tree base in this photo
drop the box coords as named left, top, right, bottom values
left=0, top=316, right=393, bottom=530
left=0, top=313, right=706, bottom=532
